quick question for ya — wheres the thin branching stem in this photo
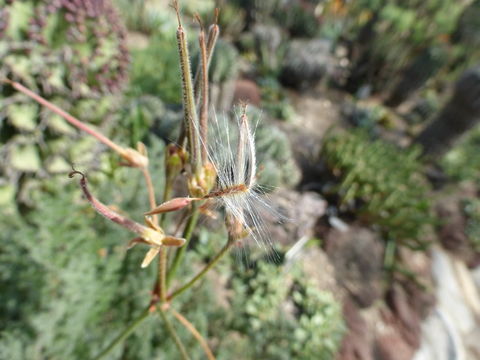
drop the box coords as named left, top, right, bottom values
left=170, top=307, right=216, bottom=360
left=6, top=80, right=125, bottom=156
left=194, top=10, right=219, bottom=100
left=198, top=22, right=210, bottom=164
left=93, top=307, right=150, bottom=360
left=158, top=307, right=191, bottom=360
left=168, top=237, right=234, bottom=301
left=166, top=205, right=200, bottom=286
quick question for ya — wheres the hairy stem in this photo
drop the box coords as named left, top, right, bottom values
left=167, top=205, right=200, bottom=286
left=170, top=308, right=216, bottom=360
left=93, top=307, right=150, bottom=360
left=168, top=237, right=234, bottom=301
left=173, top=1, right=201, bottom=173
left=158, top=307, right=191, bottom=360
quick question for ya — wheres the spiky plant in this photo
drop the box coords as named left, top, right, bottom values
left=0, top=0, right=129, bottom=201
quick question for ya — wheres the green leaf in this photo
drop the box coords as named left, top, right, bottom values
left=7, top=104, right=38, bottom=131
left=10, top=144, right=41, bottom=172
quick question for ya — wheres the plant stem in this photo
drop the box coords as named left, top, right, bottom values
left=93, top=307, right=150, bottom=360
left=167, top=205, right=200, bottom=286
left=141, top=167, right=168, bottom=301
left=159, top=248, right=168, bottom=302
left=158, top=307, right=191, bottom=360
left=170, top=308, right=216, bottom=360
left=173, top=1, right=201, bottom=173
left=7, top=80, right=125, bottom=156
left=198, top=24, right=210, bottom=164
left=141, top=167, right=158, bottom=226
left=168, top=238, right=234, bottom=301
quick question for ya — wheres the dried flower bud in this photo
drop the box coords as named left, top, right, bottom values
left=188, top=162, right=217, bottom=197
left=166, top=144, right=187, bottom=178
left=120, top=147, right=149, bottom=168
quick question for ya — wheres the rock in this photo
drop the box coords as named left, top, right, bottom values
left=233, top=79, right=261, bottom=106
left=415, top=65, right=480, bottom=159
left=431, top=247, right=477, bottom=334
left=325, top=226, right=383, bottom=308
left=412, top=308, right=465, bottom=360
left=375, top=331, right=416, bottom=360
left=435, top=182, right=480, bottom=267
left=280, top=38, right=333, bottom=90
left=473, top=265, right=480, bottom=292
left=337, top=299, right=373, bottom=360
left=385, top=285, right=422, bottom=349
left=465, top=326, right=480, bottom=360
left=296, top=246, right=343, bottom=300
left=261, top=189, right=327, bottom=247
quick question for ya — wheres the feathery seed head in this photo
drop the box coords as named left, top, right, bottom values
left=205, top=106, right=276, bottom=249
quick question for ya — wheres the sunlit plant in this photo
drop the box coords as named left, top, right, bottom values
left=2, top=3, right=275, bottom=359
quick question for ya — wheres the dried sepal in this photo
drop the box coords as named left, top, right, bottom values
left=144, top=197, right=200, bottom=216
left=163, top=237, right=187, bottom=247
left=142, top=248, right=161, bottom=268
left=69, top=170, right=185, bottom=268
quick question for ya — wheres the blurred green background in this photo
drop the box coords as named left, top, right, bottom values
left=1, top=0, right=480, bottom=359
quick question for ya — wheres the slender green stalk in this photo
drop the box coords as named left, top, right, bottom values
left=93, top=307, right=150, bottom=360
left=167, top=205, right=200, bottom=286
left=158, top=308, right=191, bottom=360
left=168, top=238, right=234, bottom=301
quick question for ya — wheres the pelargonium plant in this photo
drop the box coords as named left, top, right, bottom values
left=3, top=2, right=276, bottom=359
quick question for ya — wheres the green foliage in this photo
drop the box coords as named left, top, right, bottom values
left=215, top=260, right=345, bottom=360
left=441, top=126, right=480, bottom=184
left=114, top=0, right=170, bottom=34
left=0, top=0, right=129, bottom=197
left=463, top=198, right=480, bottom=252
left=274, top=0, right=320, bottom=38
left=128, top=32, right=181, bottom=104
left=0, top=158, right=342, bottom=359
left=321, top=130, right=435, bottom=249
left=117, top=95, right=166, bottom=147
left=343, top=0, right=468, bottom=94
left=259, top=77, right=295, bottom=121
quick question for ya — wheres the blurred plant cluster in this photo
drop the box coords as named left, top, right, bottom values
left=0, top=1, right=341, bottom=358
left=0, top=0, right=129, bottom=204
left=441, top=126, right=480, bottom=185
left=321, top=130, right=435, bottom=249
left=0, top=175, right=344, bottom=359
left=463, top=198, right=480, bottom=252
left=2, top=0, right=480, bottom=358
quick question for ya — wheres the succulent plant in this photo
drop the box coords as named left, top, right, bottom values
left=321, top=129, right=435, bottom=249
left=280, top=38, right=333, bottom=90
left=0, top=0, right=129, bottom=201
